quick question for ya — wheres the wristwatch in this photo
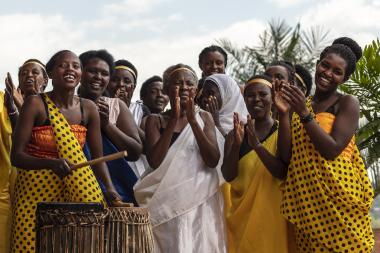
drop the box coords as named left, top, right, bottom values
left=300, top=112, right=314, bottom=124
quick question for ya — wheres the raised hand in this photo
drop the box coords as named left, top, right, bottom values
left=115, top=88, right=129, bottom=105
left=171, top=86, right=180, bottom=122
left=281, top=85, right=309, bottom=117
left=5, top=72, right=24, bottom=109
left=273, top=80, right=290, bottom=114
left=186, top=88, right=196, bottom=123
left=205, top=95, right=220, bottom=127
left=246, top=114, right=260, bottom=149
left=233, top=112, right=244, bottom=146
left=96, top=98, right=110, bottom=128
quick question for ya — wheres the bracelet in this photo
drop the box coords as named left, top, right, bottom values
left=300, top=112, right=314, bottom=124
left=8, top=109, right=18, bottom=116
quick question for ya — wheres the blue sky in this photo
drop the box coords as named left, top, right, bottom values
left=0, top=0, right=379, bottom=100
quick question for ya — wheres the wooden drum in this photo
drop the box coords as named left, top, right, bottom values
left=36, top=202, right=105, bottom=253
left=104, top=206, right=154, bottom=253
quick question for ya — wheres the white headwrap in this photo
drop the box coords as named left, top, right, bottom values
left=204, top=74, right=249, bottom=133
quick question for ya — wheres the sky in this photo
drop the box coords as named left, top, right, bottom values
left=0, top=0, right=379, bottom=101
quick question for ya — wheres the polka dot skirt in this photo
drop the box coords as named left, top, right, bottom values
left=281, top=97, right=374, bottom=252
left=11, top=94, right=105, bottom=252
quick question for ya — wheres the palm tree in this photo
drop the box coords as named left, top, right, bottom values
left=340, top=38, right=380, bottom=196
left=218, top=19, right=330, bottom=83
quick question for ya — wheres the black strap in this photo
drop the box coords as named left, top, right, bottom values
left=40, top=94, right=85, bottom=126
left=325, top=94, right=342, bottom=115
left=239, top=121, right=278, bottom=159
left=40, top=94, right=51, bottom=126
left=79, top=98, right=85, bottom=126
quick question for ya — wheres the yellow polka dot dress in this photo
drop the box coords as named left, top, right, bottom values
left=281, top=98, right=374, bottom=252
left=11, top=94, right=105, bottom=253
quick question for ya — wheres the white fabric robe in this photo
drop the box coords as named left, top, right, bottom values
left=134, top=112, right=227, bottom=253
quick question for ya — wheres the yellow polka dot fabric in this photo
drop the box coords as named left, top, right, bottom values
left=281, top=97, right=374, bottom=252
left=11, top=94, right=105, bottom=253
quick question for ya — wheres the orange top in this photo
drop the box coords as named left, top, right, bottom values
left=26, top=125, right=87, bottom=158
left=315, top=112, right=355, bottom=159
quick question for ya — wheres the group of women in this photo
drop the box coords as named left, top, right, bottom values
left=0, top=36, right=375, bottom=253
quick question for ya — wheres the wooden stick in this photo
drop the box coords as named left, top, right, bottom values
left=71, top=151, right=128, bottom=170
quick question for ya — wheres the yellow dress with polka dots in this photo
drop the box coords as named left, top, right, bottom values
left=11, top=94, right=105, bottom=253
left=281, top=98, right=374, bottom=252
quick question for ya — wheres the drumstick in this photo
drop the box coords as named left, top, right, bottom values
left=71, top=151, right=128, bottom=170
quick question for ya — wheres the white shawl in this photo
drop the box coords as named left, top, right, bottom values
left=204, top=74, right=249, bottom=132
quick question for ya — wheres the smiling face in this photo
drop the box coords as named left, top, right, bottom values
left=142, top=81, right=169, bottom=113
left=108, top=69, right=136, bottom=104
left=166, top=70, right=197, bottom=109
left=244, top=83, right=272, bottom=120
left=200, top=51, right=226, bottom=77
left=315, top=53, right=347, bottom=93
left=199, top=80, right=222, bottom=110
left=18, top=62, right=48, bottom=96
left=80, top=57, right=110, bottom=99
left=50, top=51, right=82, bottom=90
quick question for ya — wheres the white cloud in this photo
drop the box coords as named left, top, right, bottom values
left=104, top=19, right=266, bottom=100
left=299, top=0, right=380, bottom=46
left=0, top=12, right=265, bottom=103
left=104, top=0, right=169, bottom=16
left=268, top=0, right=309, bottom=8
left=0, top=14, right=85, bottom=89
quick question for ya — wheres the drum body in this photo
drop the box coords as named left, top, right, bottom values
left=36, top=202, right=105, bottom=253
left=104, top=207, right=154, bottom=253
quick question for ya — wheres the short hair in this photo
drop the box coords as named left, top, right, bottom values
left=319, top=37, right=362, bottom=79
left=140, top=75, right=163, bottom=99
left=46, top=50, right=76, bottom=78
left=162, top=63, right=198, bottom=91
left=267, top=60, right=295, bottom=82
left=198, top=45, right=228, bottom=67
left=114, top=59, right=138, bottom=83
left=79, top=49, right=115, bottom=75
left=295, top=64, right=313, bottom=96
left=19, top=58, right=48, bottom=80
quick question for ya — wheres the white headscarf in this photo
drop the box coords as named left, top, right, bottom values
left=204, top=74, right=248, bottom=133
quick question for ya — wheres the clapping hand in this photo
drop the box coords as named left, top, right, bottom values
left=281, top=85, right=309, bottom=117
left=233, top=112, right=244, bottom=146
left=246, top=114, right=260, bottom=149
left=273, top=80, right=290, bottom=115
left=96, top=97, right=110, bottom=128
left=115, top=88, right=129, bottom=105
left=186, top=89, right=196, bottom=124
left=170, top=87, right=180, bottom=122
left=205, top=95, right=220, bottom=127
left=5, top=72, right=24, bottom=110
